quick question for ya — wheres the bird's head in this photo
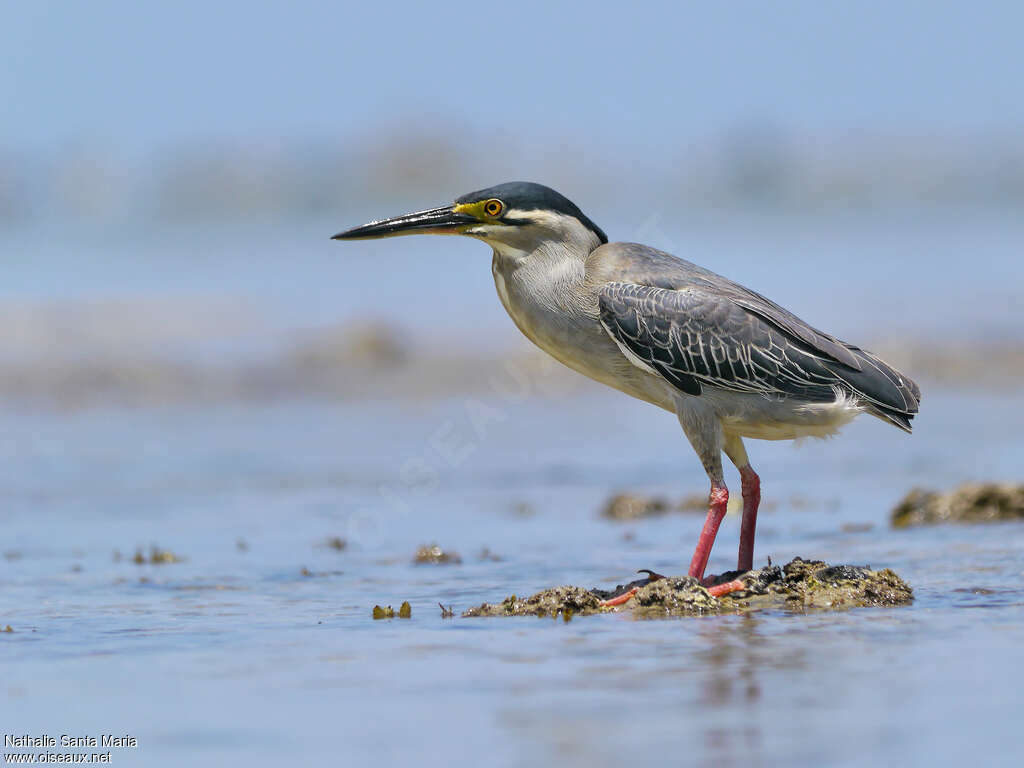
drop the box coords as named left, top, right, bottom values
left=332, top=181, right=607, bottom=257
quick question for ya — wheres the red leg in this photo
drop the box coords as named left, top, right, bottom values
left=737, top=466, right=761, bottom=572
left=687, top=485, right=729, bottom=580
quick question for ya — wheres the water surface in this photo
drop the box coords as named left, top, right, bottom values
left=2, top=209, right=1023, bottom=766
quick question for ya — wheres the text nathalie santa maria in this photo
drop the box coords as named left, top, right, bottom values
left=5, top=737, right=137, bottom=749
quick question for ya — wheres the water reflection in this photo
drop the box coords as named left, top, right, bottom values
left=691, top=615, right=780, bottom=767
left=696, top=615, right=767, bottom=705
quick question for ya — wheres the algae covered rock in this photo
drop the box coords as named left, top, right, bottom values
left=746, top=557, right=913, bottom=609
left=461, top=557, right=912, bottom=619
left=413, top=543, right=462, bottom=565
left=131, top=546, right=184, bottom=565
left=462, top=585, right=602, bottom=617
left=601, top=493, right=672, bottom=520
left=892, top=484, right=1024, bottom=527
left=631, top=577, right=718, bottom=617
left=600, top=491, right=720, bottom=520
left=372, top=601, right=413, bottom=619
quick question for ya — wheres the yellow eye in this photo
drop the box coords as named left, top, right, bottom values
left=483, top=199, right=504, bottom=217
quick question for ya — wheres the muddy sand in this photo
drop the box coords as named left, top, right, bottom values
left=463, top=557, right=912, bottom=618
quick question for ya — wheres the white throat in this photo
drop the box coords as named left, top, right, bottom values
left=487, top=209, right=603, bottom=269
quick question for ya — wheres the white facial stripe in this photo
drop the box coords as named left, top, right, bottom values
left=504, top=209, right=600, bottom=243
left=473, top=207, right=604, bottom=264
left=504, top=208, right=574, bottom=228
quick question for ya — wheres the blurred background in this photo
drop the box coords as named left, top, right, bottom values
left=2, top=1, right=1022, bottom=407
left=3, top=3, right=1023, bottom=767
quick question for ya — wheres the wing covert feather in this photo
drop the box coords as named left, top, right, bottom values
left=599, top=282, right=862, bottom=403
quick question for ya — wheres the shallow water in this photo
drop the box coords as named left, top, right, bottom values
left=3, top=206, right=1024, bottom=764
left=2, top=386, right=1023, bottom=766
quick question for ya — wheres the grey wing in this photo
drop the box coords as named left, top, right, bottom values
left=597, top=281, right=920, bottom=429
left=590, top=241, right=865, bottom=371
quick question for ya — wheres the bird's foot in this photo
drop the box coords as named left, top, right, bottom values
left=599, top=569, right=747, bottom=607
left=706, top=579, right=746, bottom=598
left=599, top=569, right=666, bottom=607
left=600, top=589, right=637, bottom=607
left=700, top=573, right=748, bottom=598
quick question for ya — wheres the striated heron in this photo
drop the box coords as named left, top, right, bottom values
left=333, top=182, right=920, bottom=592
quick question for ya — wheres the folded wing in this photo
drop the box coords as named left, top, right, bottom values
left=598, top=281, right=920, bottom=432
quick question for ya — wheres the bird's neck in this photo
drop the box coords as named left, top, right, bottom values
left=490, top=238, right=594, bottom=311
left=489, top=224, right=602, bottom=277
left=490, top=230, right=603, bottom=339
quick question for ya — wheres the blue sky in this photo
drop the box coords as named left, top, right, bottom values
left=4, top=1, right=1022, bottom=156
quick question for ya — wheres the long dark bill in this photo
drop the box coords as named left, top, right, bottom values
left=331, top=205, right=475, bottom=240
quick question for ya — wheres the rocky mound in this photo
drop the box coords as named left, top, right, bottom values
left=892, top=484, right=1024, bottom=527
left=462, top=557, right=912, bottom=618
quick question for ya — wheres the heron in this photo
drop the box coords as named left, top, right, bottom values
left=333, top=182, right=920, bottom=591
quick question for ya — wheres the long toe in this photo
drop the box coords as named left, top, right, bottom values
left=599, top=569, right=667, bottom=608
left=706, top=579, right=746, bottom=598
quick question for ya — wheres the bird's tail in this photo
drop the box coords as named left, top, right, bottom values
left=833, top=347, right=921, bottom=433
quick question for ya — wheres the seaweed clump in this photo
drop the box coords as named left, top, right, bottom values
left=463, top=586, right=602, bottom=618
left=132, top=546, right=184, bottom=565
left=631, top=577, right=719, bottom=618
left=413, top=544, right=462, bottom=565
left=601, top=493, right=673, bottom=520
left=461, top=558, right=912, bottom=619
left=892, top=484, right=1024, bottom=527
left=601, top=492, right=721, bottom=520
left=373, top=601, right=412, bottom=619
left=741, top=557, right=913, bottom=609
